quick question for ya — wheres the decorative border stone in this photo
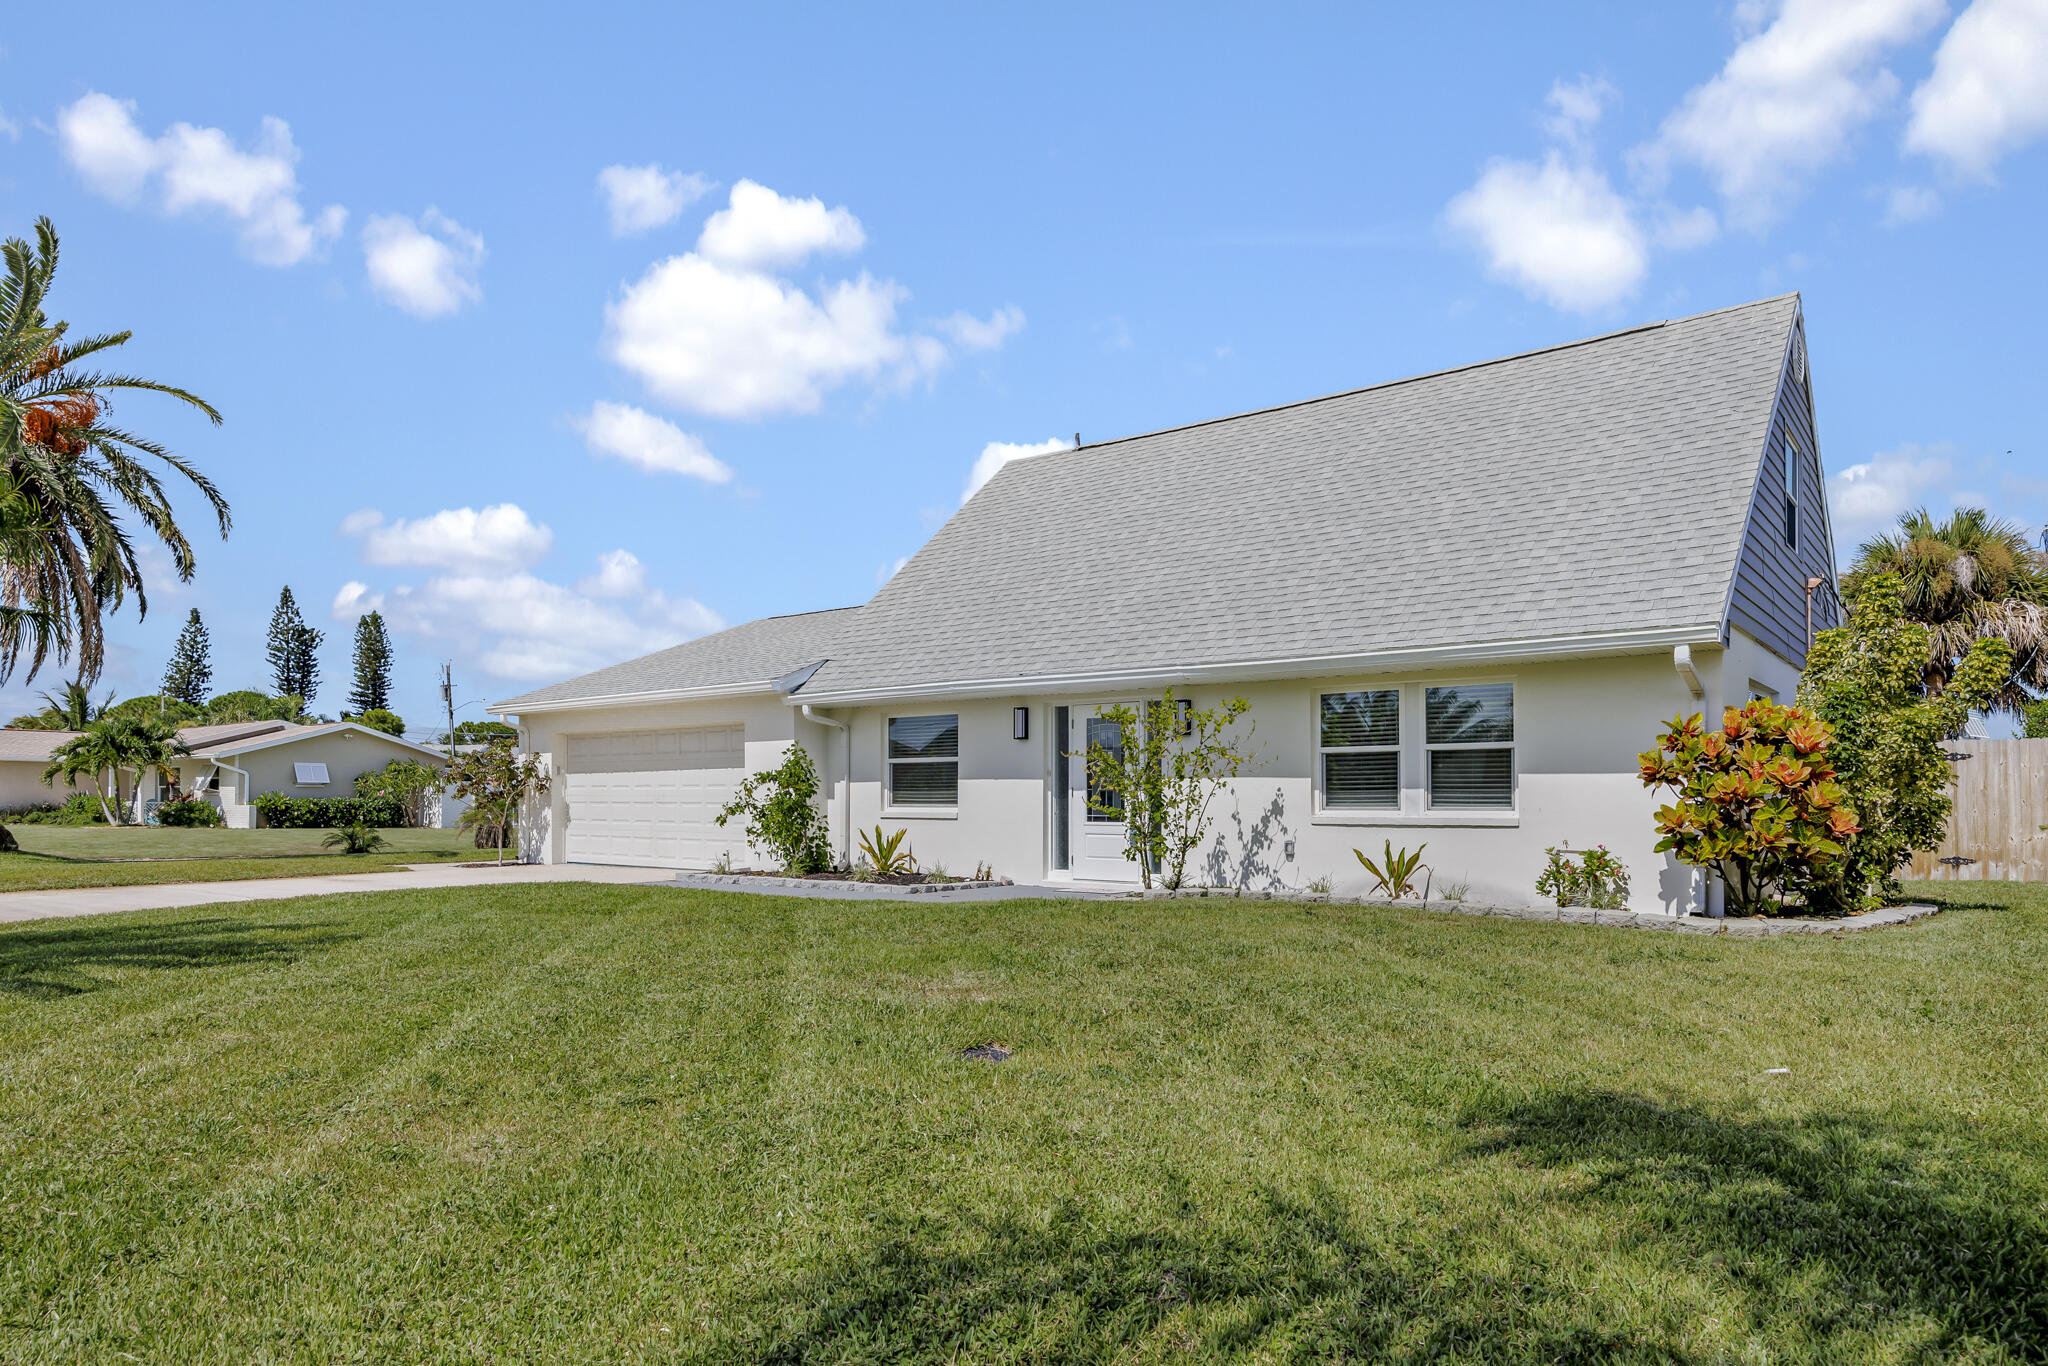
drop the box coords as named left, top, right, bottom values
left=1127, top=886, right=1941, bottom=936
left=671, top=873, right=1010, bottom=896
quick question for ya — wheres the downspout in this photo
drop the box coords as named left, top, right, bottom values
left=800, top=704, right=850, bottom=863
left=1672, top=645, right=1704, bottom=701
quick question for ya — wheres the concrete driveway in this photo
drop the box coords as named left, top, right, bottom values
left=0, top=862, right=678, bottom=925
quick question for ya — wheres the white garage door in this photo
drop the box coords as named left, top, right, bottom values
left=564, top=726, right=745, bottom=868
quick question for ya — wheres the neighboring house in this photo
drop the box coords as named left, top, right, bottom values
left=0, top=720, right=462, bottom=828
left=492, top=294, right=1840, bottom=915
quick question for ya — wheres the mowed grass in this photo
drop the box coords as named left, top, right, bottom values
left=0, top=826, right=483, bottom=892
left=0, top=880, right=2043, bottom=1363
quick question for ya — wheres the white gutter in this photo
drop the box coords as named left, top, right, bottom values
left=800, top=704, right=851, bottom=863
left=790, top=623, right=1725, bottom=707
left=1673, top=645, right=1705, bottom=700
left=486, top=680, right=774, bottom=718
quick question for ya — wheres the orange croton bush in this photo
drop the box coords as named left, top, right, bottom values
left=1638, top=698, right=1860, bottom=916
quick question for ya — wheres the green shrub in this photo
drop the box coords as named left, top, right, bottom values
left=0, top=825, right=16, bottom=852
left=253, top=792, right=406, bottom=829
left=1535, top=844, right=1631, bottom=909
left=321, top=822, right=387, bottom=854
left=154, top=797, right=225, bottom=828
left=716, top=744, right=831, bottom=874
left=1639, top=700, right=1857, bottom=917
left=10, top=793, right=111, bottom=826
left=354, top=759, right=444, bottom=825
left=347, top=708, right=405, bottom=737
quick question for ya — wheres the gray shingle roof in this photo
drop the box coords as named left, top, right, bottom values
left=494, top=607, right=864, bottom=711
left=500, top=295, right=1799, bottom=711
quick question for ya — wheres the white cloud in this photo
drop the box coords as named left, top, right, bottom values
left=1884, top=184, right=1944, bottom=222
left=331, top=581, right=385, bottom=618
left=597, top=163, right=712, bottom=236
left=577, top=549, right=648, bottom=598
left=54, top=92, right=344, bottom=265
left=604, top=179, right=1015, bottom=419
left=0, top=106, right=19, bottom=141
left=607, top=253, right=936, bottom=419
left=936, top=305, right=1026, bottom=352
left=1444, top=151, right=1648, bottom=311
left=1542, top=75, right=1616, bottom=148
left=362, top=208, right=484, bottom=318
left=342, top=504, right=552, bottom=575
left=1904, top=0, right=2048, bottom=179
left=1827, top=443, right=1957, bottom=546
left=1651, top=203, right=1721, bottom=249
left=576, top=400, right=733, bottom=483
left=1638, top=0, right=1947, bottom=228
left=368, top=558, right=723, bottom=684
left=963, top=436, right=1073, bottom=504
left=696, top=179, right=864, bottom=269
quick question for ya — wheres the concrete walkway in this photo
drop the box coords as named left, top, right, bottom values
left=0, top=862, right=677, bottom=925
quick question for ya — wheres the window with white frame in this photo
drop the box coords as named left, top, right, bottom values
left=887, top=714, right=958, bottom=806
left=1783, top=437, right=1800, bottom=549
left=1318, top=689, right=1399, bottom=808
left=1425, top=684, right=1514, bottom=808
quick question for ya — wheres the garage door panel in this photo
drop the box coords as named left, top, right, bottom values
left=565, top=726, right=744, bottom=868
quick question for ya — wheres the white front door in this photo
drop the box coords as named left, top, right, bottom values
left=1069, top=704, right=1141, bottom=882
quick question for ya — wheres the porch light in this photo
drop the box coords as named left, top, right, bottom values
left=1013, top=707, right=1030, bottom=741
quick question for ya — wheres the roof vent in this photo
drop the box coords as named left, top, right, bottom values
left=1790, top=330, right=1807, bottom=384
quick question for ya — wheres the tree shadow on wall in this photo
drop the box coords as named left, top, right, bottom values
left=1202, top=786, right=1289, bottom=892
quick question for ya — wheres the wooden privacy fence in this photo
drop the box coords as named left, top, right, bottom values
left=1907, top=738, right=2048, bottom=882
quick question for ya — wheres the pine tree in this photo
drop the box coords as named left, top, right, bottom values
left=348, top=611, right=394, bottom=714
left=266, top=587, right=324, bottom=701
left=161, top=608, right=213, bottom=707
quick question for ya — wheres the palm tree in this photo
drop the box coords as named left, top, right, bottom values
left=1844, top=506, right=2048, bottom=715
left=0, top=216, right=229, bottom=684
left=40, top=714, right=188, bottom=825
left=10, top=676, right=112, bottom=730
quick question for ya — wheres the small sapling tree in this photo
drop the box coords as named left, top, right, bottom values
left=1081, top=689, right=1255, bottom=890
left=716, top=743, right=831, bottom=874
left=447, top=738, right=551, bottom=863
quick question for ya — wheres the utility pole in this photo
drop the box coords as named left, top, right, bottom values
left=441, top=662, right=455, bottom=760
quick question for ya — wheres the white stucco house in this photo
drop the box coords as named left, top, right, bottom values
left=492, top=294, right=1840, bottom=915
left=0, top=719, right=462, bottom=828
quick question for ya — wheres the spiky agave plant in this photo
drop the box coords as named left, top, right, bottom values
left=0, top=216, right=229, bottom=684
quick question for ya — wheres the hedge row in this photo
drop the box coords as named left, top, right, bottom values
left=252, top=793, right=407, bottom=829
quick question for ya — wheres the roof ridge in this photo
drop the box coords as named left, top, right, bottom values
left=1066, top=293, right=1799, bottom=458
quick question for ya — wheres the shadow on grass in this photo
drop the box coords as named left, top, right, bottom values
left=699, top=1095, right=2047, bottom=1363
left=0, top=916, right=358, bottom=998
left=1465, top=1090, right=2048, bottom=1362
left=689, top=1191, right=1669, bottom=1364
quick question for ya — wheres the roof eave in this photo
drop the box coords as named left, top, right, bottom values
left=786, top=623, right=1727, bottom=706
left=487, top=680, right=777, bottom=717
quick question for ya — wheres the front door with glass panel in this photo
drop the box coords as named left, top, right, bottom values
left=1070, top=704, right=1141, bottom=882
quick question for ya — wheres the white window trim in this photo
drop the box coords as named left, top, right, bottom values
left=1784, top=435, right=1801, bottom=550
left=1314, top=687, right=1401, bottom=814
left=883, top=713, right=960, bottom=818
left=1309, top=678, right=1519, bottom=827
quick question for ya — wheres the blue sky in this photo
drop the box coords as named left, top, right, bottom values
left=2, top=1, right=2043, bottom=730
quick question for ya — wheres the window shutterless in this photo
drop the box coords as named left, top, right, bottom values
left=1319, top=689, right=1399, bottom=808
left=1425, top=684, right=1513, bottom=808
left=887, top=714, right=959, bottom=806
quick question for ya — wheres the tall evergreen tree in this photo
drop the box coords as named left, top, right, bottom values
left=265, top=586, right=322, bottom=701
left=161, top=608, right=212, bottom=707
left=348, top=610, right=393, bottom=714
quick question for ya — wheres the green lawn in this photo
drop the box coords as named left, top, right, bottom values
left=0, top=825, right=484, bottom=892
left=0, top=880, right=2042, bottom=1363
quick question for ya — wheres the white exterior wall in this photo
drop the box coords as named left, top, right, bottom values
left=0, top=762, right=90, bottom=812
left=510, top=630, right=1804, bottom=914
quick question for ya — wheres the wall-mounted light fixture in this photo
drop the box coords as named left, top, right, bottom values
left=1013, top=706, right=1030, bottom=741
left=1177, top=698, right=1193, bottom=736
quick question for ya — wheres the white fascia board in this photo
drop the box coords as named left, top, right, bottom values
left=486, top=680, right=775, bottom=718
left=195, top=722, right=453, bottom=765
left=786, top=624, right=1726, bottom=706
